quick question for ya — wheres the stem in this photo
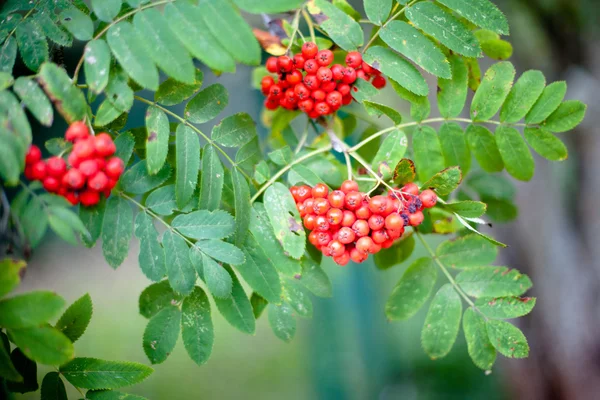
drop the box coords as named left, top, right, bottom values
left=5, top=5, right=38, bottom=41
left=362, top=0, right=419, bottom=53
left=133, top=95, right=251, bottom=181
left=285, top=9, right=302, bottom=54
left=250, top=144, right=332, bottom=203
left=301, top=9, right=316, bottom=43
left=348, top=151, right=395, bottom=193
left=294, top=121, right=310, bottom=154
left=343, top=151, right=353, bottom=181
left=72, top=0, right=176, bottom=82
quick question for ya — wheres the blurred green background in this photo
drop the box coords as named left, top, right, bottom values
left=13, top=0, right=600, bottom=399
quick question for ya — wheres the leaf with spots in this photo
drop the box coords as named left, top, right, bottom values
left=392, top=158, right=416, bottom=186
left=38, top=62, right=87, bottom=124
left=155, top=69, right=204, bottom=106
left=101, top=196, right=133, bottom=269
left=438, top=55, right=469, bottom=118
left=119, top=160, right=172, bottom=194
left=421, top=166, right=462, bottom=196
left=283, top=280, right=313, bottom=318
left=213, top=265, right=255, bottom=334
left=145, top=106, right=169, bottom=175
left=313, top=0, right=363, bottom=51
left=471, top=62, right=515, bottom=121
left=199, top=145, right=224, bottom=211
left=436, top=234, right=498, bottom=269
left=138, top=280, right=183, bottom=319
left=15, top=20, right=49, bottom=72
left=463, top=308, right=496, bottom=370
left=364, top=46, right=428, bottom=96
left=212, top=112, right=256, bottom=148
left=172, top=210, right=234, bottom=240
left=175, top=125, right=200, bottom=208
left=486, top=319, right=529, bottom=358
left=456, top=266, right=532, bottom=298
left=60, top=358, right=153, bottom=390
left=421, top=284, right=462, bottom=359
left=55, top=293, right=93, bottom=343
left=181, top=287, right=214, bottom=366
left=371, top=129, right=407, bottom=180
left=134, top=212, right=166, bottom=282
left=437, top=0, right=509, bottom=35
left=83, top=40, right=111, bottom=94
left=475, top=296, right=536, bottom=319
left=13, top=77, right=53, bottom=126
left=142, top=306, right=180, bottom=365
left=59, top=7, right=93, bottom=41
left=268, top=303, right=296, bottom=343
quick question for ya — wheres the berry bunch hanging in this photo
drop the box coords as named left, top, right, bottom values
left=291, top=180, right=437, bottom=266
left=24, top=121, right=124, bottom=207
left=261, top=42, right=386, bottom=118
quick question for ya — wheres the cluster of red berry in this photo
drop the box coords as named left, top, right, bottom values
left=291, top=180, right=437, bottom=266
left=24, top=122, right=125, bottom=207
left=261, top=42, right=386, bottom=118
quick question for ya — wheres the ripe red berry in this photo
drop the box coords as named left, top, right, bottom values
left=73, top=138, right=95, bottom=159
left=316, top=67, right=332, bottom=82
left=326, top=91, right=342, bottom=109
left=292, top=54, right=306, bottom=70
left=105, top=157, right=124, bottom=179
left=265, top=97, right=279, bottom=110
left=261, top=76, right=275, bottom=93
left=331, top=64, right=344, bottom=80
left=312, top=89, right=326, bottom=102
left=312, top=183, right=328, bottom=198
left=345, top=51, right=362, bottom=68
left=303, top=198, right=314, bottom=210
left=294, top=185, right=311, bottom=202
left=303, top=74, right=319, bottom=90
left=341, top=210, right=356, bottom=227
left=46, top=156, right=67, bottom=178
left=313, top=197, right=330, bottom=215
left=368, top=215, right=385, bottom=231
left=79, top=159, right=99, bottom=178
left=336, top=227, right=355, bottom=244
left=298, top=99, right=314, bottom=113
left=315, top=215, right=330, bottom=232
left=269, top=84, right=283, bottom=98
left=294, top=83, right=310, bottom=100
left=352, top=219, right=370, bottom=237
left=350, top=247, right=368, bottom=263
left=302, top=42, right=319, bottom=59
left=372, top=75, right=387, bottom=89
left=65, top=191, right=79, bottom=205
left=266, top=57, right=279, bottom=73
left=315, top=101, right=331, bottom=116
left=327, top=208, right=343, bottom=225
left=63, top=168, right=85, bottom=189
left=355, top=203, right=372, bottom=220
left=328, top=240, right=346, bottom=257
left=408, top=211, right=424, bottom=226
left=356, top=69, right=369, bottom=81
left=356, top=236, right=375, bottom=254
left=381, top=238, right=394, bottom=249
left=304, top=59, right=319, bottom=74
left=385, top=213, right=404, bottom=230
left=315, top=231, right=332, bottom=247
left=31, top=160, right=47, bottom=181
left=79, top=189, right=100, bottom=207
left=340, top=180, right=359, bottom=194
left=297, top=202, right=307, bottom=217
left=286, top=70, right=303, bottom=85
left=371, top=229, right=388, bottom=244
left=24, top=166, right=34, bottom=181
left=277, top=56, right=293, bottom=73
left=361, top=62, right=374, bottom=74
left=25, top=145, right=42, bottom=165
left=369, top=195, right=390, bottom=215
left=342, top=68, right=357, bottom=84
left=43, top=176, right=60, bottom=193
left=284, top=89, right=297, bottom=104
left=65, top=121, right=89, bottom=143
left=342, top=94, right=353, bottom=105
left=337, top=83, right=351, bottom=96
left=304, top=214, right=316, bottom=230
left=386, top=227, right=404, bottom=240
left=94, top=133, right=116, bottom=157
left=402, top=182, right=419, bottom=196
left=316, top=50, right=333, bottom=66
left=419, top=189, right=437, bottom=208
left=320, top=80, right=337, bottom=93
left=88, top=171, right=109, bottom=191
left=333, top=251, right=350, bottom=266
left=328, top=190, right=345, bottom=208
left=344, top=191, right=363, bottom=210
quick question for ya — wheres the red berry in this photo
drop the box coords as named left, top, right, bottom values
left=308, top=230, right=320, bottom=246
left=315, top=101, right=331, bottom=116
left=24, top=166, right=34, bottom=181
left=361, top=62, right=374, bottom=74
left=368, top=215, right=385, bottom=231
left=265, top=98, right=279, bottom=110
left=94, top=133, right=116, bottom=157
left=25, top=145, right=42, bottom=164
left=297, top=202, right=307, bottom=217
left=356, top=236, right=374, bottom=254
left=331, top=64, right=344, bottom=80
left=284, top=88, right=297, bottom=104
left=63, top=168, right=85, bottom=189
left=342, top=94, right=353, bottom=105
left=31, top=160, right=47, bottom=181
left=65, top=121, right=89, bottom=143
left=341, top=210, right=356, bottom=227
left=327, top=208, right=343, bottom=225
left=321, top=80, right=337, bottom=93
left=328, top=190, right=345, bottom=208
left=408, top=211, right=424, bottom=226
left=316, top=50, right=333, bottom=66
left=88, top=171, right=109, bottom=191
left=355, top=203, right=372, bottom=220
left=371, top=229, right=388, bottom=244
left=419, top=189, right=437, bottom=208
left=73, top=138, right=95, bottom=159
left=381, top=238, right=394, bottom=249
left=79, top=189, right=100, bottom=207
left=286, top=70, right=303, bottom=85
left=292, top=54, right=306, bottom=70
left=356, top=69, right=369, bottom=81
left=308, top=110, right=320, bottom=119
left=386, top=227, right=404, bottom=240
left=345, top=51, right=362, bottom=68
left=304, top=59, right=319, bottom=74
left=312, top=89, right=326, bottom=102
left=340, top=180, right=359, bottom=194
left=303, top=74, right=319, bottom=90
left=344, top=191, right=363, bottom=210
left=67, top=151, right=81, bottom=168
left=350, top=247, right=367, bottom=263
left=352, top=219, right=370, bottom=238
left=269, top=84, right=283, bottom=98
left=333, top=251, right=350, bottom=266
left=261, top=76, right=275, bottom=92
left=385, top=213, right=404, bottom=230
left=79, top=159, right=99, bottom=178
left=326, top=91, right=342, bottom=109
left=105, top=157, right=124, bottom=179
left=313, top=197, right=330, bottom=215
left=316, top=231, right=332, bottom=247
left=302, top=42, right=319, bottom=59
left=277, top=56, right=293, bottom=73
left=290, top=186, right=301, bottom=201
left=342, top=68, right=357, bottom=84
left=337, top=83, right=351, bottom=96
left=304, top=214, right=316, bottom=230
left=298, top=99, right=314, bottom=113
left=312, top=183, right=329, bottom=198
left=337, top=227, right=355, bottom=244
left=266, top=57, right=279, bottom=73
left=294, top=83, right=310, bottom=100
left=368, top=195, right=390, bottom=214
left=315, top=215, right=330, bottom=232
left=296, top=185, right=312, bottom=202
left=46, top=156, right=67, bottom=178
left=372, top=75, right=386, bottom=89
left=65, top=191, right=79, bottom=206
left=316, top=67, right=332, bottom=82
left=402, top=182, right=419, bottom=196
left=43, top=176, right=60, bottom=193
left=328, top=240, right=346, bottom=257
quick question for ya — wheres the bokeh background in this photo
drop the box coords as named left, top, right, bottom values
left=11, top=0, right=600, bottom=399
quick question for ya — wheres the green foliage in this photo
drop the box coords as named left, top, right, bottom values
left=55, top=293, right=93, bottom=343
left=421, top=285, right=462, bottom=359
left=40, top=371, right=68, bottom=400
left=60, top=358, right=153, bottom=390
left=456, top=267, right=532, bottom=297
left=463, top=308, right=496, bottom=370
left=181, top=287, right=214, bottom=366
left=0, top=291, right=64, bottom=329
left=143, top=306, right=180, bottom=365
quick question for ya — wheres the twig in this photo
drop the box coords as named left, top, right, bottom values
left=301, top=9, right=316, bottom=43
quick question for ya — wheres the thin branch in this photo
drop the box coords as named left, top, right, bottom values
left=301, top=9, right=316, bottom=43
left=285, top=9, right=302, bottom=54
left=362, top=0, right=419, bottom=54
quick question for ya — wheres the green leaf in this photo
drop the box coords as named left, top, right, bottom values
left=463, top=308, right=496, bottom=370
left=436, top=234, right=498, bottom=269
left=351, top=77, right=379, bottom=103
left=236, top=235, right=282, bottom=303
left=145, top=185, right=177, bottom=216
left=173, top=125, right=200, bottom=208
left=364, top=0, right=391, bottom=25
left=0, top=291, right=64, bottom=329
left=254, top=161, right=270, bottom=184
left=364, top=46, right=428, bottom=96
left=0, top=334, right=21, bottom=382
left=155, top=69, right=203, bottom=106
left=5, top=348, right=37, bottom=393
left=9, top=325, right=74, bottom=365
left=268, top=303, right=296, bottom=343
left=0, top=258, right=26, bottom=298
left=41, top=371, right=68, bottom=400
left=486, top=320, right=529, bottom=358
left=162, top=230, right=195, bottom=296
left=500, top=70, right=546, bottom=123
left=437, top=55, right=468, bottom=118
left=195, top=240, right=244, bottom=266
left=164, top=2, right=236, bottom=73
left=524, top=127, right=567, bottom=161
left=232, top=169, right=251, bottom=247
left=48, top=206, right=90, bottom=245
left=421, top=285, right=462, bottom=359
left=439, top=122, right=471, bottom=174
left=83, top=40, right=111, bottom=94
left=437, top=0, right=509, bottom=35
left=38, top=62, right=87, bottom=123
left=475, top=296, right=536, bottom=319
left=59, top=7, right=93, bottom=40
left=471, top=62, right=515, bottom=121
left=371, top=129, right=407, bottom=180
left=483, top=198, right=518, bottom=222
left=55, top=293, right=93, bottom=343
left=0, top=72, right=13, bottom=91
left=143, top=305, right=180, bottom=364
left=214, top=265, right=255, bottom=334
left=183, top=84, right=228, bottom=125
left=479, top=38, right=513, bottom=61
left=287, top=164, right=323, bottom=187
left=296, top=257, right=331, bottom=298
left=465, top=124, right=504, bottom=173
left=86, top=390, right=147, bottom=400
left=283, top=281, right=313, bottom=318
left=133, top=8, right=194, bottom=84
left=456, top=266, right=532, bottom=297
left=374, top=234, right=415, bottom=271
left=525, top=81, right=566, bottom=124
left=251, top=292, right=269, bottom=319
left=200, top=252, right=232, bottom=299
left=363, top=101, right=403, bottom=125
left=144, top=106, right=169, bottom=175
left=235, top=137, right=261, bottom=174
left=212, top=112, right=256, bottom=148
left=264, top=183, right=306, bottom=259
left=60, top=358, right=153, bottom=390
left=0, top=37, right=17, bottom=74
left=181, top=287, right=214, bottom=366
left=413, top=125, right=445, bottom=182
left=268, top=146, right=293, bottom=166
left=196, top=0, right=260, bottom=65
left=91, top=0, right=121, bottom=22
left=313, top=0, right=363, bottom=51
left=139, top=280, right=182, bottom=319
left=15, top=20, right=48, bottom=71
left=406, top=2, right=481, bottom=57
left=134, top=212, right=166, bottom=282
left=380, top=21, right=451, bottom=78
left=113, top=132, right=135, bottom=165
left=249, top=203, right=301, bottom=277
left=233, top=0, right=304, bottom=13
left=385, top=257, right=437, bottom=321
left=120, top=160, right=172, bottom=194
left=196, top=145, right=224, bottom=211
left=543, top=100, right=587, bottom=133
left=0, top=90, right=30, bottom=151
left=392, top=158, right=416, bottom=185
left=13, top=77, right=53, bottom=126
left=101, top=196, right=133, bottom=269
left=444, top=201, right=487, bottom=218
left=172, top=210, right=234, bottom=240
left=495, top=125, right=535, bottom=181
left=421, top=166, right=462, bottom=196
left=107, top=22, right=158, bottom=90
